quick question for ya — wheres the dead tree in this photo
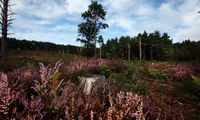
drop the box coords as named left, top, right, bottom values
left=0, top=0, right=14, bottom=58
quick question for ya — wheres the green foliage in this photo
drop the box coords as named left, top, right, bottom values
left=172, top=80, right=200, bottom=120
left=0, top=50, right=80, bottom=70
left=115, top=73, right=130, bottom=84
left=114, top=72, right=149, bottom=94
left=192, top=75, right=200, bottom=87
left=101, top=32, right=200, bottom=61
left=173, top=81, right=200, bottom=100
left=128, top=66, right=138, bottom=75
left=6, top=38, right=83, bottom=55
left=173, top=40, right=200, bottom=61
left=52, top=72, right=62, bottom=81
left=77, top=1, right=108, bottom=48
left=99, top=65, right=112, bottom=78
left=148, top=68, right=170, bottom=80
left=137, top=81, right=149, bottom=95
left=148, top=68, right=160, bottom=78
left=98, top=35, right=104, bottom=45
left=102, top=31, right=173, bottom=60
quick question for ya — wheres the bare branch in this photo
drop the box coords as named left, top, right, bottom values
left=8, top=4, right=16, bottom=6
left=7, top=32, right=14, bottom=35
left=8, top=18, right=15, bottom=21
left=8, top=12, right=15, bottom=16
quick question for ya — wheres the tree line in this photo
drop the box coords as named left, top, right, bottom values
left=0, top=35, right=199, bottom=61
left=0, top=38, right=82, bottom=55
left=101, top=31, right=200, bottom=61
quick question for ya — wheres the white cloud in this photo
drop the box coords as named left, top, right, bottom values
left=103, top=0, right=200, bottom=42
left=65, top=0, right=90, bottom=15
left=9, top=0, right=200, bottom=45
left=175, top=25, right=200, bottom=42
left=10, top=0, right=87, bottom=45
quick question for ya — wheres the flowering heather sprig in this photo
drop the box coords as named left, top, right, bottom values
left=171, top=65, right=193, bottom=81
left=145, top=63, right=174, bottom=71
left=143, top=93, right=184, bottom=120
left=0, top=73, right=11, bottom=115
left=23, top=70, right=33, bottom=80
left=106, top=91, right=144, bottom=119
left=33, top=60, right=63, bottom=95
left=61, top=59, right=122, bottom=74
left=65, top=107, right=69, bottom=120
left=90, top=111, right=94, bottom=120
left=107, top=106, right=115, bottom=120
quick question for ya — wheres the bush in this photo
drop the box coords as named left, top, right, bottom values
left=148, top=68, right=170, bottom=81
left=99, top=65, right=112, bottom=78
left=128, top=66, right=138, bottom=75
left=171, top=65, right=194, bottom=82
left=115, top=73, right=130, bottom=84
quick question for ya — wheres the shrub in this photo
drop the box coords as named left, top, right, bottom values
left=171, top=65, right=194, bottom=82
left=0, top=73, right=11, bottom=115
left=115, top=73, right=130, bottom=84
left=99, top=65, right=112, bottom=78
left=147, top=68, right=170, bottom=81
left=128, top=66, right=138, bottom=75
left=60, top=59, right=124, bottom=75
left=143, top=93, right=184, bottom=120
left=0, top=61, right=185, bottom=120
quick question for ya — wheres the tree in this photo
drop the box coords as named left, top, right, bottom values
left=102, top=31, right=174, bottom=61
left=98, top=35, right=104, bottom=59
left=77, top=1, right=108, bottom=58
left=0, top=0, right=14, bottom=58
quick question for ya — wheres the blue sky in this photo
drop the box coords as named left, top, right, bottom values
left=10, top=0, right=200, bottom=46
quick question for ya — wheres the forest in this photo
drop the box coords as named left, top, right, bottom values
left=2, top=34, right=200, bottom=61
left=0, top=0, right=200, bottom=120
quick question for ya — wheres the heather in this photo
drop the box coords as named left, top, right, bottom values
left=1, top=58, right=200, bottom=120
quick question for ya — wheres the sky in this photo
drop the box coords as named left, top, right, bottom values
left=10, top=0, right=200, bottom=46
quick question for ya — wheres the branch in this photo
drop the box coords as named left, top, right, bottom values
left=8, top=4, right=16, bottom=7
left=7, top=33, right=14, bottom=36
left=8, top=12, right=15, bottom=16
left=0, top=4, right=3, bottom=10
left=8, top=18, right=15, bottom=22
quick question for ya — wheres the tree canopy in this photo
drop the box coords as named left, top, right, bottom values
left=102, top=31, right=175, bottom=61
left=77, top=1, right=108, bottom=57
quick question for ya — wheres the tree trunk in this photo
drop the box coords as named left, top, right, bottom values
left=94, top=20, right=97, bottom=58
left=100, top=47, right=102, bottom=59
left=1, top=0, right=9, bottom=58
left=143, top=45, right=146, bottom=60
left=139, top=37, right=142, bottom=61
left=128, top=43, right=130, bottom=61
left=150, top=46, right=153, bottom=60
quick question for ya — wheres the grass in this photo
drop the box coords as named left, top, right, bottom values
left=1, top=50, right=84, bottom=70
left=8, top=50, right=81, bottom=61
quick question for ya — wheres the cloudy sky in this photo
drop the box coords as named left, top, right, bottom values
left=10, top=0, right=200, bottom=45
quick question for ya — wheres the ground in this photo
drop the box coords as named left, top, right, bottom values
left=0, top=50, right=199, bottom=119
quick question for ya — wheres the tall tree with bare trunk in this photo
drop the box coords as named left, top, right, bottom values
left=0, top=0, right=14, bottom=58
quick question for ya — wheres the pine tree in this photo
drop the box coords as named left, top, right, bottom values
left=77, top=1, right=108, bottom=58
